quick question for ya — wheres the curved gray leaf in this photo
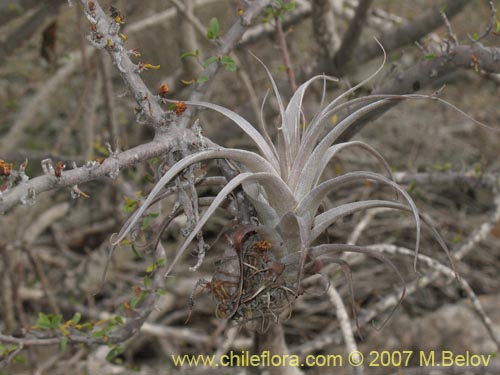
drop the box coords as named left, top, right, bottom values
left=112, top=148, right=278, bottom=246
left=163, top=172, right=295, bottom=277
left=311, top=199, right=420, bottom=268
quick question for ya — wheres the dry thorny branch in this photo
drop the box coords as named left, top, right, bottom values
left=1, top=0, right=500, bottom=374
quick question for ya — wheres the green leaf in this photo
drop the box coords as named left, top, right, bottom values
left=221, top=55, right=237, bottom=71
left=496, top=20, right=500, bottom=33
left=180, top=49, right=199, bottom=59
left=424, top=53, right=437, bottom=60
left=123, top=197, right=138, bottom=213
left=143, top=275, right=151, bottom=287
left=60, top=337, right=68, bottom=352
left=283, top=1, right=296, bottom=11
left=36, top=312, right=51, bottom=330
left=51, top=314, right=63, bottom=329
left=91, top=329, right=106, bottom=339
left=130, top=296, right=141, bottom=309
left=156, top=258, right=166, bottom=266
left=277, top=64, right=287, bottom=72
left=206, top=17, right=220, bottom=40
left=106, top=346, right=125, bottom=362
left=131, top=244, right=143, bottom=259
left=471, top=32, right=479, bottom=41
left=203, top=56, right=218, bottom=67
left=71, top=312, right=81, bottom=324
left=114, top=316, right=124, bottom=325
left=146, top=263, right=155, bottom=273
left=12, top=355, right=26, bottom=364
left=197, top=75, right=209, bottom=83
left=141, top=217, right=151, bottom=230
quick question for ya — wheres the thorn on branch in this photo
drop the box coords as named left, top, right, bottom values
left=71, top=185, right=90, bottom=199
left=41, top=159, right=55, bottom=176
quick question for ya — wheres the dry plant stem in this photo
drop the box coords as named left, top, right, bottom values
left=172, top=0, right=202, bottom=80
left=75, top=1, right=89, bottom=71
left=179, top=0, right=273, bottom=127
left=170, top=0, right=206, bottom=36
left=20, top=203, right=70, bottom=315
left=292, top=194, right=500, bottom=357
left=99, top=53, right=120, bottom=150
left=23, top=247, right=61, bottom=315
left=0, top=0, right=62, bottom=66
left=347, top=207, right=388, bottom=245
left=275, top=16, right=298, bottom=93
left=0, top=344, right=23, bottom=371
left=393, top=171, right=500, bottom=190
left=311, top=0, right=339, bottom=64
left=171, top=0, right=263, bottom=122
left=0, top=137, right=177, bottom=213
left=328, top=285, right=365, bottom=375
left=79, top=0, right=164, bottom=128
left=256, top=323, right=304, bottom=375
left=332, top=0, right=374, bottom=75
left=22, top=203, right=69, bottom=247
left=83, top=70, right=102, bottom=159
left=0, top=244, right=18, bottom=333
left=340, top=44, right=500, bottom=141
left=0, top=47, right=93, bottom=154
left=468, top=1, right=497, bottom=43
left=336, top=0, right=471, bottom=72
left=0, top=0, right=218, bottom=154
left=0, top=0, right=60, bottom=27
left=370, top=244, right=500, bottom=350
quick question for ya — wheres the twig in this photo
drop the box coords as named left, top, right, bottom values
left=393, top=171, right=500, bottom=190
left=275, top=15, right=298, bottom=93
left=169, top=0, right=206, bottom=37
left=178, top=0, right=273, bottom=127
left=328, top=285, right=365, bottom=375
left=347, top=207, right=389, bottom=245
left=440, top=11, right=458, bottom=53
left=369, top=244, right=500, bottom=350
left=171, top=0, right=203, bottom=80
left=311, top=0, right=340, bottom=62
left=467, top=1, right=497, bottom=43
left=0, top=0, right=62, bottom=66
left=0, top=138, right=178, bottom=213
left=79, top=0, right=165, bottom=128
left=0, top=244, right=19, bottom=333
left=0, top=343, right=23, bottom=370
left=82, top=69, right=102, bottom=159
left=324, top=0, right=471, bottom=73
left=292, top=192, right=500, bottom=357
left=22, top=203, right=69, bottom=246
left=339, top=44, right=500, bottom=141
left=99, top=53, right=120, bottom=150
left=332, top=0, right=374, bottom=74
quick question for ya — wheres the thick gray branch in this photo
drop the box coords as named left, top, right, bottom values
left=340, top=44, right=500, bottom=140
left=311, top=0, right=340, bottom=62
left=0, top=135, right=185, bottom=213
left=178, top=0, right=272, bottom=127
left=332, top=0, right=374, bottom=74
left=351, top=0, right=470, bottom=67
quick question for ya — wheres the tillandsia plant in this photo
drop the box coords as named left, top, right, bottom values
left=111, top=49, right=485, bottom=328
